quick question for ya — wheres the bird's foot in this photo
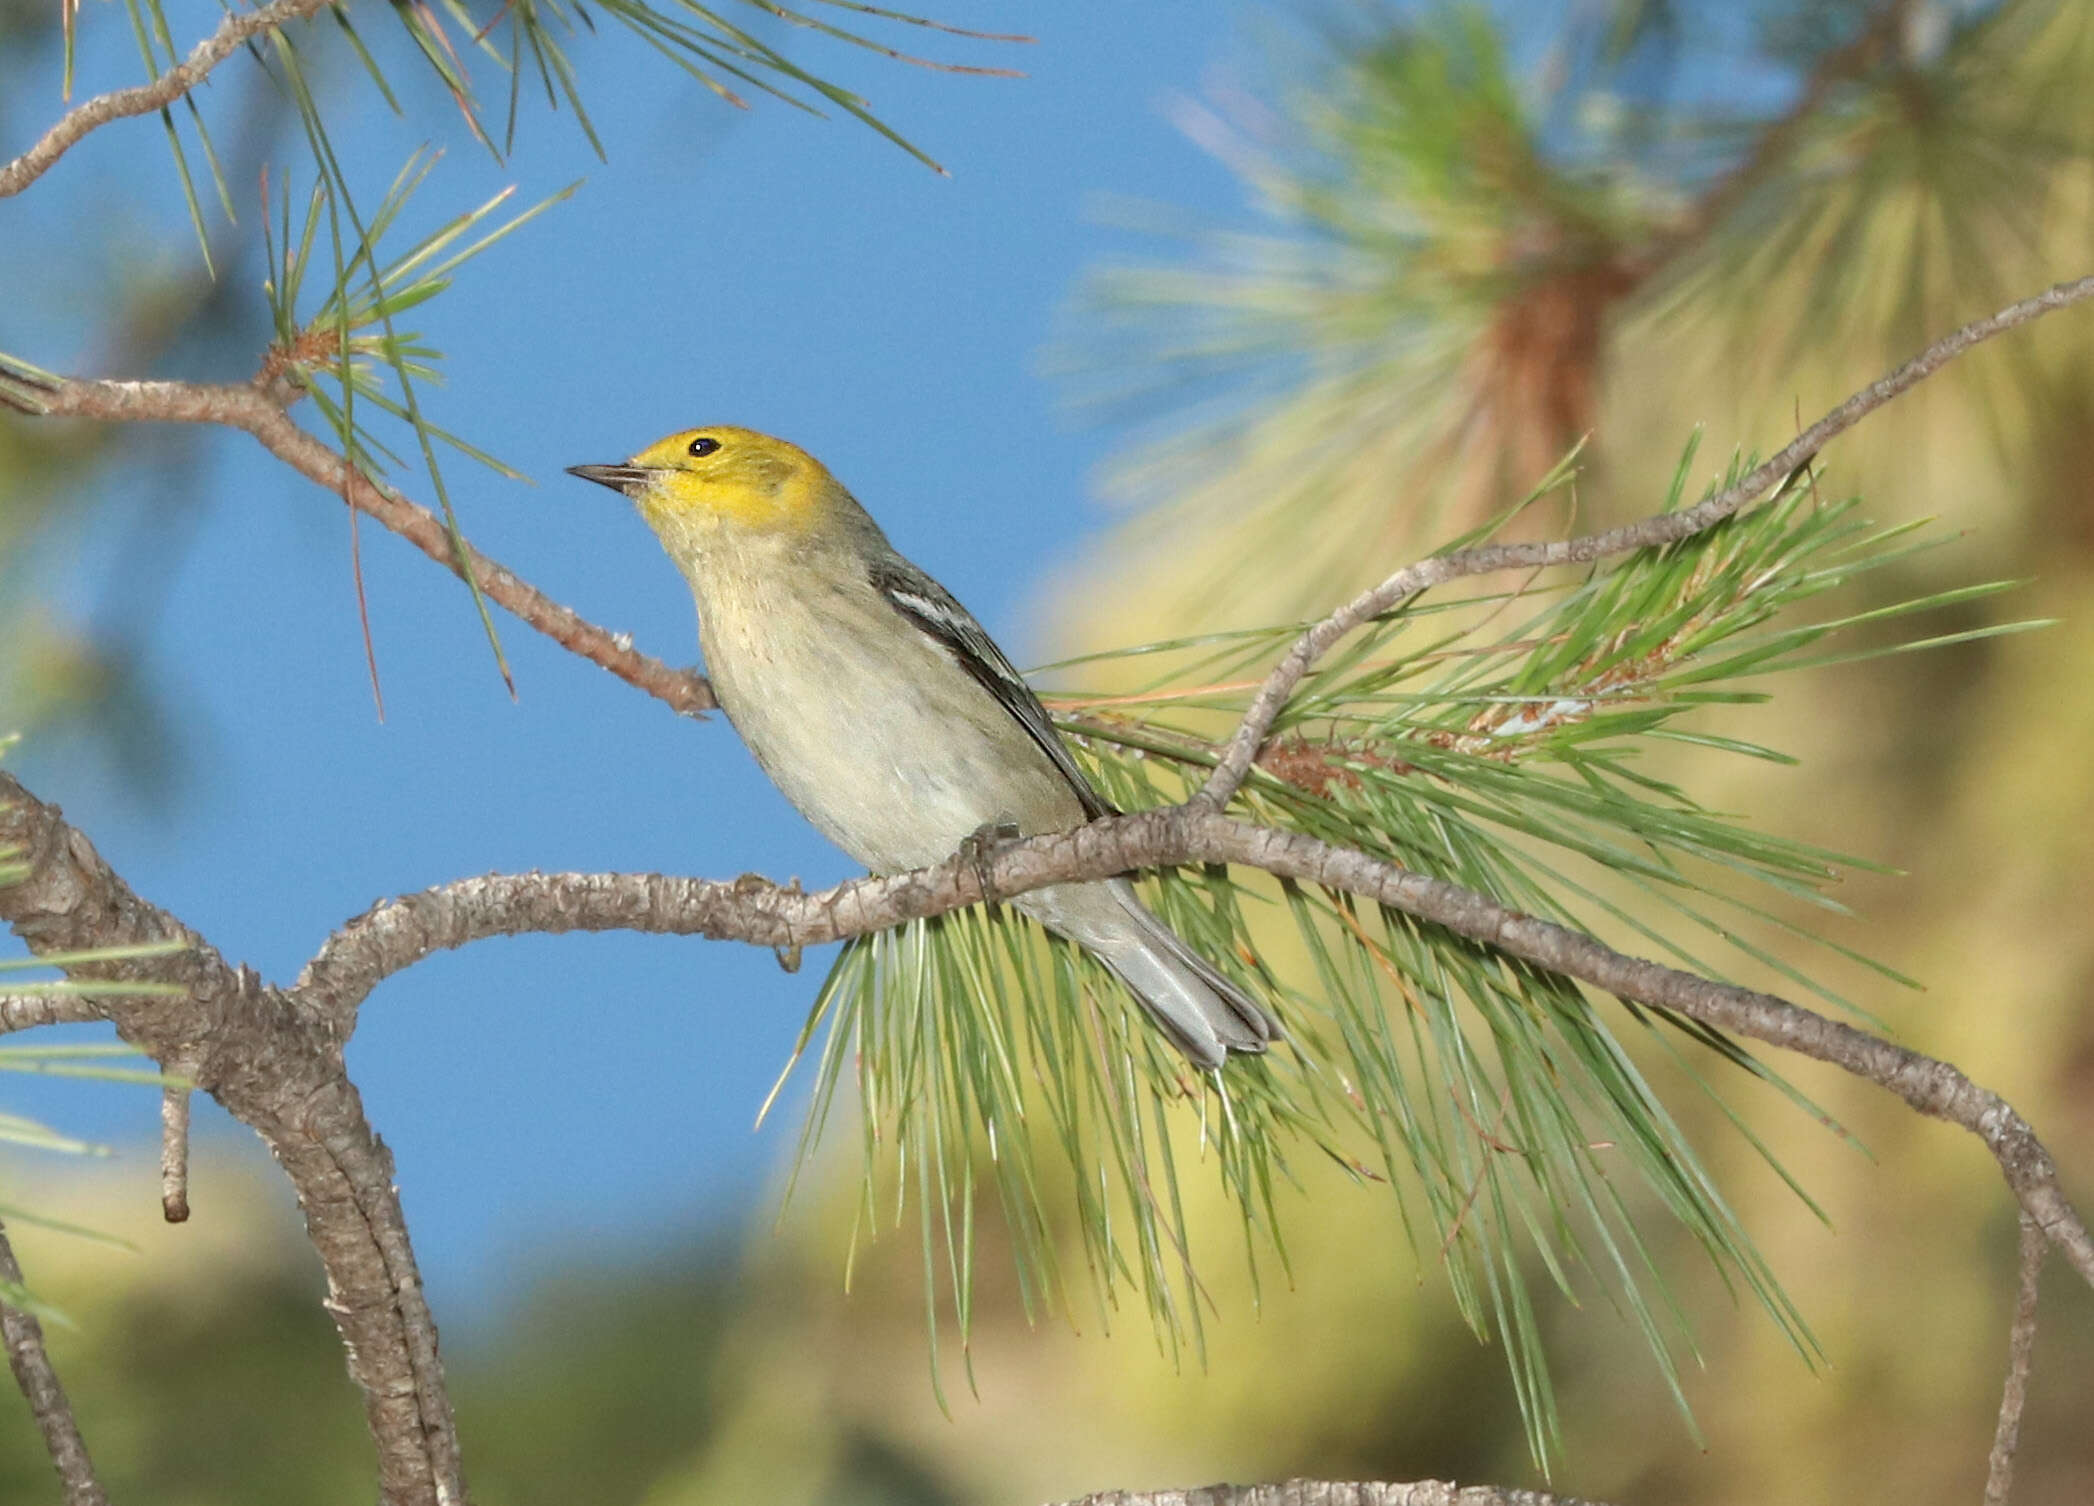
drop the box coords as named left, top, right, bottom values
left=774, top=876, right=805, bottom=973
left=731, top=872, right=805, bottom=972
left=957, top=818, right=1023, bottom=908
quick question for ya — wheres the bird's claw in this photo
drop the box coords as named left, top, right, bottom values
left=958, top=818, right=1022, bottom=906
left=729, top=872, right=804, bottom=971
left=774, top=876, right=804, bottom=973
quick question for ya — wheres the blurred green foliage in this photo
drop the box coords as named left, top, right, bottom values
left=1059, top=0, right=2094, bottom=636
left=2, top=1132, right=2090, bottom=1505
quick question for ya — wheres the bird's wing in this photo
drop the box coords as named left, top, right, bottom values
left=870, top=557, right=1118, bottom=821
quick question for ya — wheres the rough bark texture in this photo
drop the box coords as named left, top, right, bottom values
left=0, top=1224, right=109, bottom=1506
left=0, top=780, right=464, bottom=1506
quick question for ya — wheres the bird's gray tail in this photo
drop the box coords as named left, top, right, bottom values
left=1013, top=878, right=1279, bottom=1071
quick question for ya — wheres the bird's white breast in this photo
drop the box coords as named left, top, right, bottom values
left=684, top=538, right=1083, bottom=874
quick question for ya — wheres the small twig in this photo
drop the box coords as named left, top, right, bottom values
left=0, top=1222, right=110, bottom=1506
left=160, top=1084, right=192, bottom=1223
left=1983, top=1214, right=2046, bottom=1506
left=0, top=993, right=103, bottom=1034
left=1196, top=272, right=2094, bottom=806
left=1052, top=1481, right=1614, bottom=1506
left=0, top=0, right=327, bottom=197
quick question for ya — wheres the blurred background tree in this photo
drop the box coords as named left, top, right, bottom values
left=4, top=1, right=2092, bottom=1504
left=1043, top=3, right=2094, bottom=1502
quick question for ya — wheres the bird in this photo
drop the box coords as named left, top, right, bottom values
left=568, top=425, right=1277, bottom=1069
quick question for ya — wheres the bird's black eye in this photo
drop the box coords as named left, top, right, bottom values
left=687, top=435, right=721, bottom=458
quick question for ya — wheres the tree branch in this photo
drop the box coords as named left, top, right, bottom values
left=5, top=374, right=715, bottom=716
left=0, top=0, right=328, bottom=198
left=1051, top=1484, right=1613, bottom=1506
left=160, top=1084, right=193, bottom=1223
left=1196, top=271, right=2094, bottom=805
left=0, top=1221, right=109, bottom=1506
left=0, top=775, right=463, bottom=1506
left=297, top=801, right=2094, bottom=1288
left=1983, top=1214, right=2046, bottom=1506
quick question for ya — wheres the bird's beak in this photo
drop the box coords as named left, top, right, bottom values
left=565, top=463, right=659, bottom=497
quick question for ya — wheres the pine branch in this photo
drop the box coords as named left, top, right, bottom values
left=0, top=1222, right=108, bottom=1506
left=160, top=1083, right=193, bottom=1222
left=0, top=0, right=326, bottom=198
left=0, top=994, right=102, bottom=1035
left=15, top=727, right=2082, bottom=1493
left=292, top=800, right=2094, bottom=1289
left=1983, top=1214, right=2047, bottom=1506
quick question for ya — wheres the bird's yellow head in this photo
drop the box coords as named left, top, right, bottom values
left=567, top=426, right=843, bottom=546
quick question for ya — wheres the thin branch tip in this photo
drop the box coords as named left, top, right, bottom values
left=0, top=1224, right=110, bottom=1506
left=161, top=1084, right=193, bottom=1222
left=11, top=374, right=718, bottom=717
left=0, top=0, right=331, bottom=197
left=1983, top=1215, right=2048, bottom=1506
left=1197, top=270, right=2094, bottom=807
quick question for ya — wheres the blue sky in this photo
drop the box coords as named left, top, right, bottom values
left=5, top=2, right=1265, bottom=1318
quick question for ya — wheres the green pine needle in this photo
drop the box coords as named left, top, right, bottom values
left=772, top=453, right=2038, bottom=1468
